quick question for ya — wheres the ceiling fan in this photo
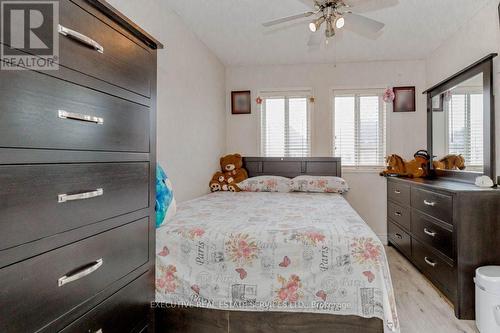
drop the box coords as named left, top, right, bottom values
left=262, top=0, right=388, bottom=43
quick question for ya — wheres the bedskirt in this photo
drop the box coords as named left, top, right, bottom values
left=155, top=306, right=384, bottom=333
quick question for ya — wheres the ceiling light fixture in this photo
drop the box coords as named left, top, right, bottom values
left=309, top=16, right=325, bottom=32
left=325, top=19, right=335, bottom=38
left=262, top=0, right=386, bottom=46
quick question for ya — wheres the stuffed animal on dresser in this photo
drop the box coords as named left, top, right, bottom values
left=220, top=153, right=248, bottom=184
left=380, top=150, right=430, bottom=178
left=432, top=154, right=465, bottom=170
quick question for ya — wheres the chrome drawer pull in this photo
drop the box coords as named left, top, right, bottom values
left=59, top=110, right=104, bottom=125
left=58, top=24, right=104, bottom=53
left=58, top=188, right=103, bottom=203
left=424, top=257, right=437, bottom=267
left=58, top=258, right=103, bottom=287
left=424, top=228, right=437, bottom=237
left=394, top=212, right=402, bottom=217
left=423, top=199, right=436, bottom=207
left=395, top=233, right=403, bottom=240
left=394, top=190, right=401, bottom=194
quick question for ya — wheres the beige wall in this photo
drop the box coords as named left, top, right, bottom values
left=226, top=60, right=428, bottom=241
left=426, top=0, right=500, bottom=178
left=108, top=0, right=227, bottom=202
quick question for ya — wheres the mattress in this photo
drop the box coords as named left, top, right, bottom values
left=156, top=192, right=399, bottom=332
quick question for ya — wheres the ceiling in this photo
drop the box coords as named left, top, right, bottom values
left=164, top=0, right=491, bottom=66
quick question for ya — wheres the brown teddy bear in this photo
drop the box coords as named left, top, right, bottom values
left=220, top=153, right=248, bottom=184
left=227, top=183, right=241, bottom=192
left=209, top=172, right=228, bottom=192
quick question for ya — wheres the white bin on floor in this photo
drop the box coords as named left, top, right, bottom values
left=475, top=266, right=500, bottom=333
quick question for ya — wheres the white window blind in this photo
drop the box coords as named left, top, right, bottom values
left=446, top=92, right=483, bottom=167
left=333, top=90, right=386, bottom=167
left=261, top=91, right=311, bottom=157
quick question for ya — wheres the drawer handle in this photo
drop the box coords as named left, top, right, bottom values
left=424, top=257, right=437, bottom=267
left=58, top=258, right=103, bottom=287
left=59, top=110, right=104, bottom=125
left=423, top=228, right=437, bottom=237
left=423, top=199, right=436, bottom=207
left=395, top=233, right=403, bottom=240
left=58, top=24, right=104, bottom=53
left=394, top=211, right=402, bottom=217
left=394, top=190, right=401, bottom=194
left=58, top=188, right=103, bottom=203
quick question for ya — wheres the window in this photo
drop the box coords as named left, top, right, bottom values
left=333, top=90, right=386, bottom=167
left=261, top=91, right=311, bottom=157
left=446, top=91, right=483, bottom=167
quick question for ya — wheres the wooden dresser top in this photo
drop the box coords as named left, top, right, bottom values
left=387, top=176, right=500, bottom=193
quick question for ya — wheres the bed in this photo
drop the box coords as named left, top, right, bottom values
left=155, top=158, right=399, bottom=333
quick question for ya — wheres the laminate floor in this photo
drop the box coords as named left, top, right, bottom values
left=387, top=246, right=478, bottom=333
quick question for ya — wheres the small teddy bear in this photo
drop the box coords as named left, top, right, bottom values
left=227, top=183, right=241, bottom=192
left=209, top=172, right=228, bottom=192
left=220, top=153, right=248, bottom=184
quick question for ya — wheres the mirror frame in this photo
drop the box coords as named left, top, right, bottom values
left=424, top=54, right=497, bottom=182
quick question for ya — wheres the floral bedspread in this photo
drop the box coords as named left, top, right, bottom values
left=156, top=192, right=399, bottom=332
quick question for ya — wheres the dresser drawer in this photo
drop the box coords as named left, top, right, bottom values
left=411, top=187, right=453, bottom=224
left=0, top=163, right=149, bottom=251
left=387, top=181, right=410, bottom=206
left=60, top=270, right=152, bottom=333
left=411, top=210, right=453, bottom=259
left=0, top=69, right=150, bottom=152
left=59, top=0, right=153, bottom=96
left=412, top=239, right=456, bottom=301
left=388, top=220, right=411, bottom=258
left=0, top=218, right=149, bottom=333
left=388, top=201, right=410, bottom=230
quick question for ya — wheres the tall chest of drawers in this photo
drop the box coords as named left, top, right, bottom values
left=0, top=1, right=163, bottom=332
left=387, top=177, right=500, bottom=320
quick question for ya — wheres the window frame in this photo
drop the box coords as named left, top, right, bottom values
left=332, top=88, right=387, bottom=170
left=443, top=87, right=484, bottom=169
left=259, top=89, right=312, bottom=158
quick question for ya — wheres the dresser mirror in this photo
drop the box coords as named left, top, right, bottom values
left=425, top=54, right=496, bottom=181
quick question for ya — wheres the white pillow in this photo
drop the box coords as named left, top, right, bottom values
left=290, top=175, right=349, bottom=194
left=238, top=176, right=291, bottom=192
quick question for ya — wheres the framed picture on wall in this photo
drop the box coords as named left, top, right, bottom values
left=231, top=91, right=251, bottom=114
left=393, top=86, right=416, bottom=112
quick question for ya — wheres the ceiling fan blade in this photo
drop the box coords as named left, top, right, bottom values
left=343, top=12, right=385, bottom=35
left=262, top=11, right=315, bottom=27
left=263, top=19, right=312, bottom=36
left=343, top=0, right=399, bottom=13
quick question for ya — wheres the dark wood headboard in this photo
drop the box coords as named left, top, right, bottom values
left=242, top=157, right=342, bottom=178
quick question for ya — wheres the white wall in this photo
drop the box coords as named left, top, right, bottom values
left=426, top=0, right=500, bottom=178
left=108, top=0, right=226, bottom=202
left=226, top=60, right=428, bottom=241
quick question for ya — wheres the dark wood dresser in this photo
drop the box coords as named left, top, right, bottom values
left=0, top=1, right=162, bottom=332
left=387, top=177, right=500, bottom=320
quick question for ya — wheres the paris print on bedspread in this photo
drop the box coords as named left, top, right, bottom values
left=156, top=192, right=399, bottom=332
